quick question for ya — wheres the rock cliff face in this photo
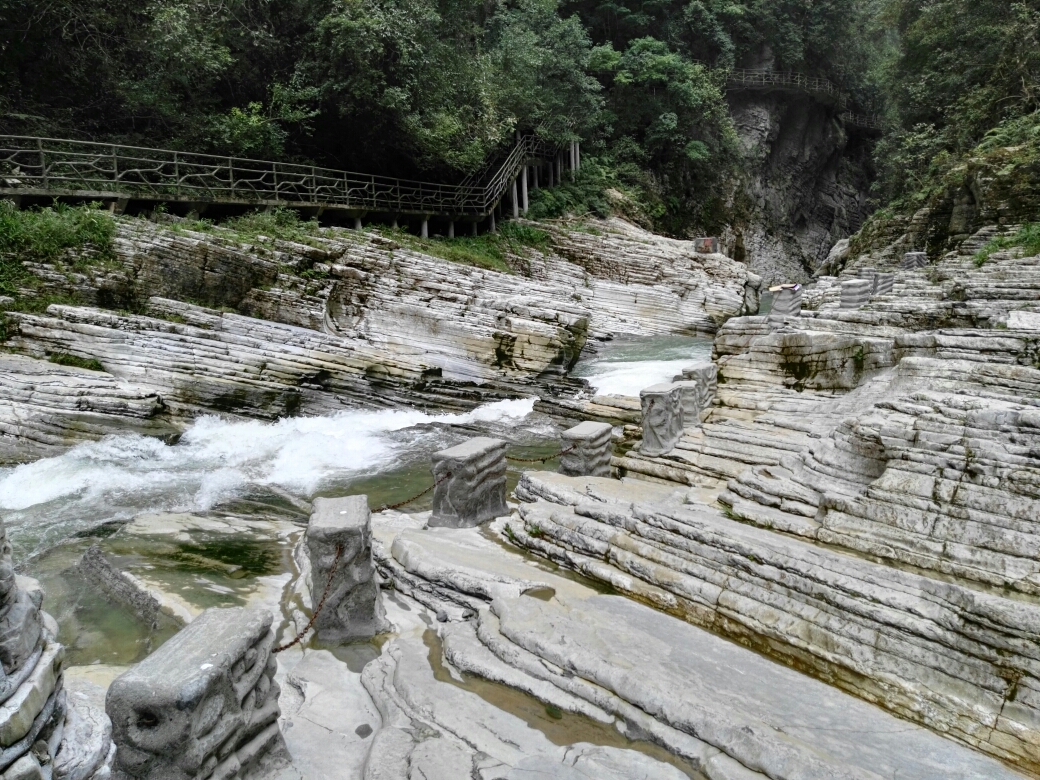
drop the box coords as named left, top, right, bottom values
left=502, top=225, right=1040, bottom=775
left=723, top=92, right=875, bottom=285
left=0, top=216, right=756, bottom=462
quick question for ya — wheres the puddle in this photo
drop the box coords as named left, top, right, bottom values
left=422, top=629, right=697, bottom=778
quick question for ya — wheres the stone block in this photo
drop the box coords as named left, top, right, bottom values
left=859, top=267, right=877, bottom=291
left=770, top=287, right=802, bottom=317
left=306, top=496, right=389, bottom=642
left=694, top=237, right=718, bottom=254
left=673, top=362, right=717, bottom=424
left=840, top=279, right=873, bottom=310
left=0, top=642, right=62, bottom=748
left=902, top=251, right=928, bottom=269
left=429, top=438, right=508, bottom=528
left=874, top=272, right=894, bottom=296
left=106, top=607, right=284, bottom=780
left=3, top=754, right=42, bottom=780
left=639, top=384, right=684, bottom=457
left=559, top=422, right=613, bottom=478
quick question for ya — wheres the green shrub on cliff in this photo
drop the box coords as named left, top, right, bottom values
left=975, top=223, right=1040, bottom=266
left=0, top=201, right=115, bottom=295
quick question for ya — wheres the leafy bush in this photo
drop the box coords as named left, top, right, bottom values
left=0, top=201, right=115, bottom=295
left=974, top=223, right=1040, bottom=266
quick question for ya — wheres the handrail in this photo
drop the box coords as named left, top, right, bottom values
left=723, top=68, right=884, bottom=131
left=0, top=133, right=567, bottom=218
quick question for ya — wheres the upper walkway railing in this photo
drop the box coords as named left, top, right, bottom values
left=0, top=134, right=564, bottom=218
left=724, top=69, right=884, bottom=131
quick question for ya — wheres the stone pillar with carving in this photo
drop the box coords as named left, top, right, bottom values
left=841, top=279, right=873, bottom=310
left=639, top=384, right=684, bottom=457
left=559, top=422, right=613, bottom=478
left=770, top=286, right=802, bottom=317
left=306, top=495, right=389, bottom=643
left=429, top=438, right=508, bottom=528
left=672, top=362, right=718, bottom=426
left=903, top=252, right=928, bottom=269
left=874, top=273, right=895, bottom=296
left=106, top=607, right=287, bottom=780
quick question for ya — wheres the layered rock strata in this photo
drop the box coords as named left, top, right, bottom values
left=501, top=230, right=1040, bottom=774
left=1, top=216, right=755, bottom=462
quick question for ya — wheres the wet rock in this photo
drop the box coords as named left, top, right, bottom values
left=306, top=496, right=389, bottom=642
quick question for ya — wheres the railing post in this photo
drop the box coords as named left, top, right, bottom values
left=273, top=163, right=279, bottom=201
left=174, top=151, right=180, bottom=198
left=112, top=146, right=118, bottom=183
left=228, top=156, right=235, bottom=197
left=38, top=138, right=47, bottom=188
left=311, top=166, right=317, bottom=202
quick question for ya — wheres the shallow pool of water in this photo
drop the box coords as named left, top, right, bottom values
left=572, top=334, right=714, bottom=396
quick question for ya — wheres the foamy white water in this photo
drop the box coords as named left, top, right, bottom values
left=573, top=335, right=713, bottom=397
left=0, top=398, right=537, bottom=556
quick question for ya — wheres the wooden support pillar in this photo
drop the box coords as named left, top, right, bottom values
left=354, top=217, right=362, bottom=230
left=421, top=218, right=429, bottom=238
left=521, top=166, right=529, bottom=215
left=448, top=221, right=455, bottom=238
left=511, top=179, right=519, bottom=219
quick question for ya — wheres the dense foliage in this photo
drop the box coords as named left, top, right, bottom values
left=3, top=0, right=1036, bottom=233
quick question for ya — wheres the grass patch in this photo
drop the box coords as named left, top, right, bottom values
left=0, top=200, right=115, bottom=295
left=974, top=223, right=1040, bottom=266
left=379, top=221, right=550, bottom=275
left=163, top=206, right=327, bottom=248
left=47, top=352, right=105, bottom=371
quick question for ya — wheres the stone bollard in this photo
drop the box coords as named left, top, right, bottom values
left=640, top=384, right=684, bottom=457
left=840, top=279, right=873, bottom=310
left=559, top=422, right=613, bottom=478
left=306, top=495, right=389, bottom=642
left=874, top=272, right=895, bottom=296
left=859, top=267, right=878, bottom=291
left=770, top=285, right=802, bottom=317
left=694, top=237, right=719, bottom=254
left=903, top=251, right=928, bottom=269
left=106, top=607, right=285, bottom=780
left=429, top=437, right=508, bottom=528
left=672, top=362, right=718, bottom=425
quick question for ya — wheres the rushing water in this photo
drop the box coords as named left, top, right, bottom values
left=571, top=334, right=714, bottom=396
left=0, top=398, right=549, bottom=560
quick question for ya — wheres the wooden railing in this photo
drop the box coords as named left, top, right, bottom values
left=0, top=134, right=565, bottom=217
left=724, top=69, right=884, bottom=131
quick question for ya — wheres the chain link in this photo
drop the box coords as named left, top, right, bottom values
left=273, top=543, right=343, bottom=654
left=505, top=444, right=576, bottom=464
left=379, top=471, right=452, bottom=512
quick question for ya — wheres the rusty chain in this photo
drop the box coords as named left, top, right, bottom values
left=379, top=471, right=452, bottom=512
left=505, top=444, right=576, bottom=464
left=273, top=543, right=343, bottom=654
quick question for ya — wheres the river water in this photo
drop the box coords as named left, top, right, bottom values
left=571, top=334, right=713, bottom=396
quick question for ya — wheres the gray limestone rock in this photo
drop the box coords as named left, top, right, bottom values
left=53, top=680, right=111, bottom=780
left=840, top=279, right=873, bottom=310
left=639, top=384, right=684, bottom=457
left=558, top=422, right=613, bottom=478
left=105, top=607, right=284, bottom=780
left=306, top=496, right=389, bottom=642
left=902, top=251, right=928, bottom=269
left=2, top=755, right=42, bottom=780
left=75, top=546, right=171, bottom=632
left=429, top=438, right=508, bottom=528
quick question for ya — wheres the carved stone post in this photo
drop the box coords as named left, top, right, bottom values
left=306, top=495, right=388, bottom=643
left=429, top=438, right=508, bottom=528
left=770, top=286, right=802, bottom=317
left=559, top=422, right=613, bottom=478
left=106, top=608, right=285, bottom=780
left=841, top=279, right=873, bottom=310
left=859, top=267, right=877, bottom=291
left=903, top=251, right=928, bottom=269
left=874, top=272, right=894, bottom=296
left=673, top=362, right=718, bottom=425
left=640, top=384, right=684, bottom=457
